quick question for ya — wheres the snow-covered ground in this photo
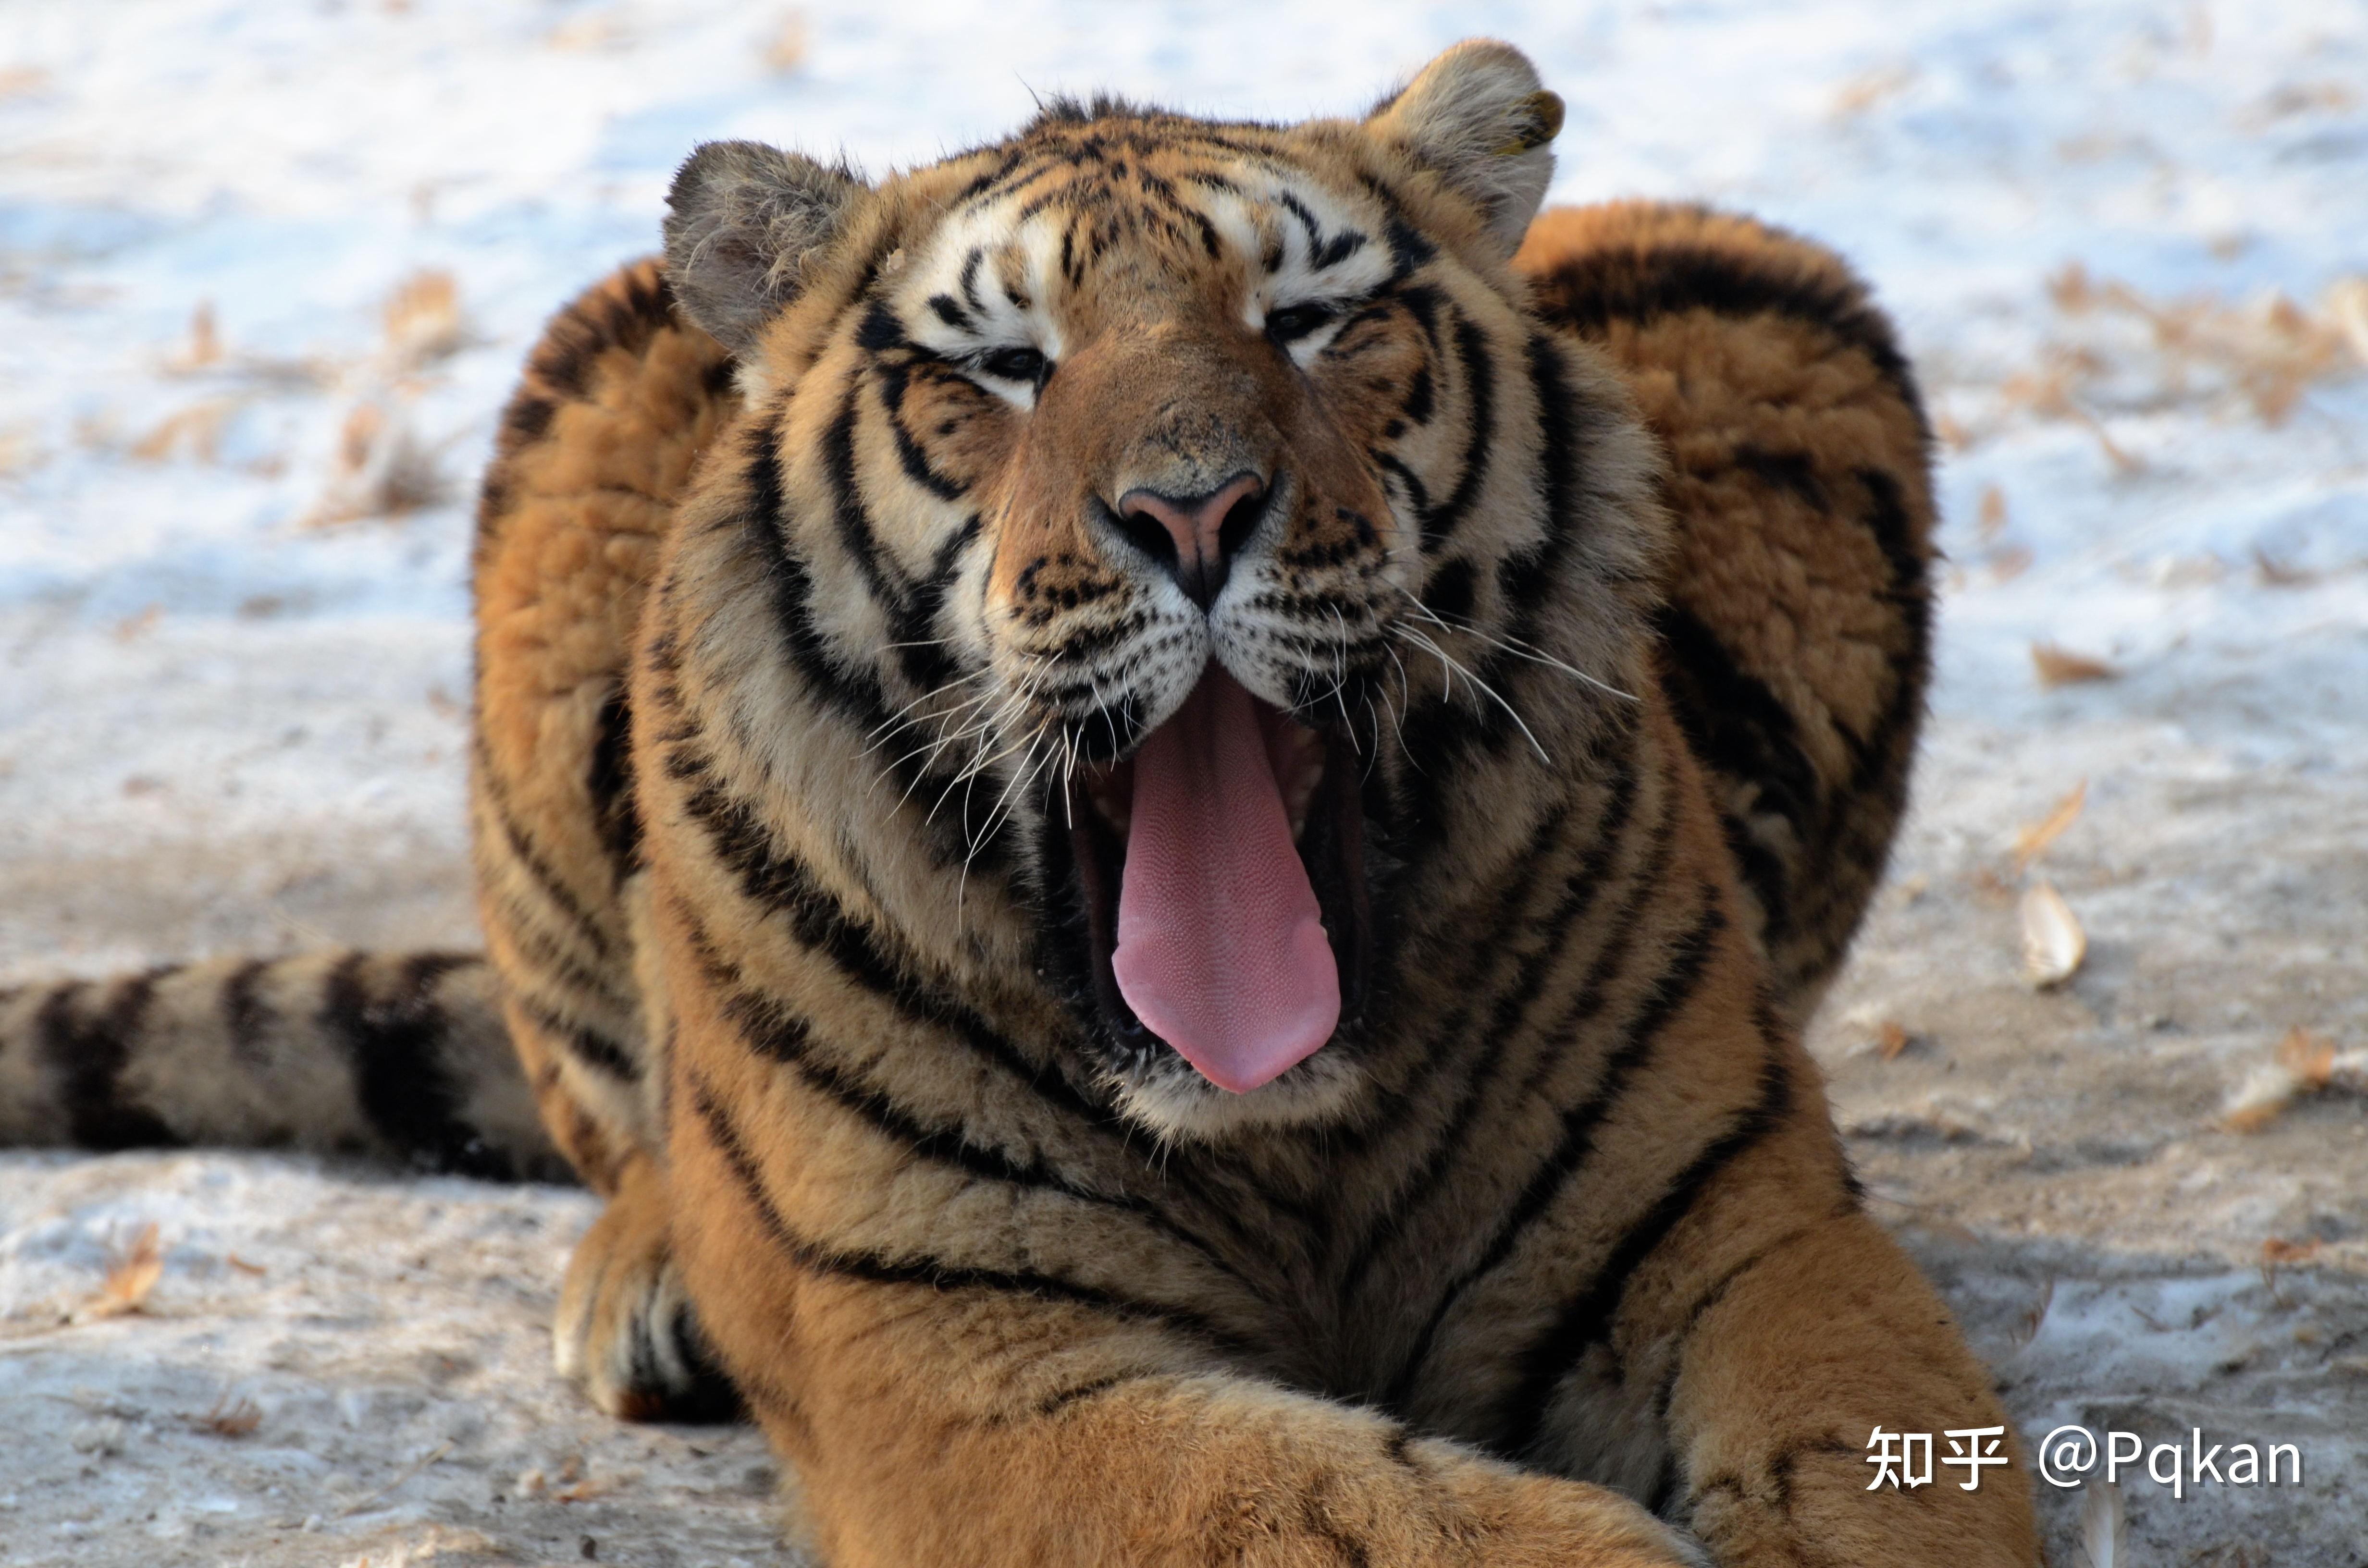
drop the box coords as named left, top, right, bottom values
left=3, top=1, right=2364, bottom=1563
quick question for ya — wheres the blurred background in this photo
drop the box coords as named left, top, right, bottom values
left=1, top=3, right=2362, bottom=1563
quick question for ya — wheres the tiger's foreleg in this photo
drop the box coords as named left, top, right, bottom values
left=470, top=255, right=740, bottom=1420
left=1592, top=1050, right=2041, bottom=1565
left=668, top=1093, right=1711, bottom=1568
left=1657, top=1208, right=2038, bottom=1564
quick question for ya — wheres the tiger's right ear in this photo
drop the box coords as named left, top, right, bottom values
left=663, top=141, right=867, bottom=356
left=1366, top=40, right=1564, bottom=257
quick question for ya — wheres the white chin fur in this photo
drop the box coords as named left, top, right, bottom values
left=1108, top=1047, right=1367, bottom=1142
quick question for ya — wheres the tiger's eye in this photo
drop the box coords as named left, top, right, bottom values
left=981, top=346, right=1051, bottom=386
left=1265, top=304, right=1335, bottom=344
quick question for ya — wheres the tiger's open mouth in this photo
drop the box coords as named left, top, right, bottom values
left=1065, top=664, right=1371, bottom=1093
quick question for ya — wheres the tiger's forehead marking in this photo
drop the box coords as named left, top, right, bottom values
left=894, top=123, right=1397, bottom=362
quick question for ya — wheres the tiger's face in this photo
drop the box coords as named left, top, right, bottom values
left=885, top=133, right=1443, bottom=1118
left=662, top=44, right=1641, bottom=1139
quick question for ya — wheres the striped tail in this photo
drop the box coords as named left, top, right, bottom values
left=0, top=951, right=566, bottom=1182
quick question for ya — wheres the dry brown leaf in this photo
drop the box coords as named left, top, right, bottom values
left=2019, top=882, right=2084, bottom=989
left=2277, top=1025, right=2337, bottom=1089
left=2330, top=277, right=2368, bottom=366
left=163, top=301, right=223, bottom=374
left=225, top=1252, right=267, bottom=1276
left=382, top=270, right=463, bottom=368
left=130, top=398, right=237, bottom=463
left=547, top=12, right=624, bottom=49
left=2079, top=1479, right=2125, bottom=1568
left=1829, top=63, right=1917, bottom=119
left=2009, top=1277, right=2055, bottom=1356
left=307, top=400, right=448, bottom=525
left=2031, top=644, right=2118, bottom=688
left=2221, top=1066, right=2298, bottom=1132
left=2038, top=265, right=2363, bottom=431
left=2047, top=261, right=2094, bottom=313
left=2221, top=1028, right=2338, bottom=1132
left=1875, top=1021, right=1911, bottom=1061
left=112, top=603, right=162, bottom=644
left=2251, top=546, right=2318, bottom=587
left=2011, top=778, right=2087, bottom=873
left=0, top=424, right=41, bottom=477
left=82, top=1222, right=162, bottom=1320
left=762, top=11, right=808, bottom=72
left=199, top=1394, right=262, bottom=1437
left=1976, top=484, right=2008, bottom=541
left=551, top=1477, right=619, bottom=1503
left=1988, top=543, right=2034, bottom=582
left=2261, top=1237, right=2321, bottom=1296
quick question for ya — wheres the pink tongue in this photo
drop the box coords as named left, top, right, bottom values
left=1112, top=666, right=1340, bottom=1093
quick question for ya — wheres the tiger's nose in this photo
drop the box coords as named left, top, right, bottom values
left=1114, top=473, right=1268, bottom=612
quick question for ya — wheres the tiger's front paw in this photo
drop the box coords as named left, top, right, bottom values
left=554, top=1156, right=740, bottom=1423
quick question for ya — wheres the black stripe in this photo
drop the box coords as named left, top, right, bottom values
left=1650, top=1195, right=1854, bottom=1428
left=737, top=423, right=902, bottom=739
left=1422, top=557, right=1474, bottom=622
left=686, top=1074, right=1249, bottom=1353
left=219, top=956, right=273, bottom=1069
left=1327, top=776, right=1588, bottom=1164
left=1840, top=466, right=1931, bottom=802
left=1384, top=889, right=1723, bottom=1407
left=497, top=391, right=555, bottom=451
left=1029, top=1370, right=1149, bottom=1419
left=587, top=685, right=641, bottom=873
left=669, top=744, right=917, bottom=1003
left=1345, top=758, right=1639, bottom=1269
left=1367, top=774, right=1682, bottom=1384
left=1499, top=333, right=1584, bottom=626
left=876, top=360, right=969, bottom=502
left=822, top=384, right=914, bottom=612
left=726, top=413, right=1011, bottom=881
left=660, top=790, right=1121, bottom=1140
left=1419, top=315, right=1496, bottom=549
left=473, top=734, right=614, bottom=959
left=482, top=882, right=633, bottom=1017
left=709, top=976, right=1256, bottom=1294
left=1725, top=444, right=1829, bottom=512
left=1495, top=1046, right=1795, bottom=1456
left=1653, top=605, right=1819, bottom=859
left=887, top=514, right=982, bottom=708
left=1523, top=777, right=1689, bottom=1066
left=512, top=992, right=642, bottom=1082
left=1342, top=753, right=1643, bottom=1291
left=38, top=969, right=182, bottom=1150
left=319, top=952, right=515, bottom=1177
left=530, top=268, right=677, bottom=400
left=1533, top=240, right=1926, bottom=434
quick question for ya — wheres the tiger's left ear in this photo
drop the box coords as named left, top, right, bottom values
left=663, top=140, right=868, bottom=357
left=1366, top=40, right=1564, bottom=257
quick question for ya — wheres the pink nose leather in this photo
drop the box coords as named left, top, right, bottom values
left=1118, top=473, right=1264, bottom=609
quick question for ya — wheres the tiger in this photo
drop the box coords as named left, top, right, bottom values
left=0, top=39, right=2040, bottom=1567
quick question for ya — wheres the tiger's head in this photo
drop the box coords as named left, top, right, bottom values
left=658, top=40, right=1664, bottom=1139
